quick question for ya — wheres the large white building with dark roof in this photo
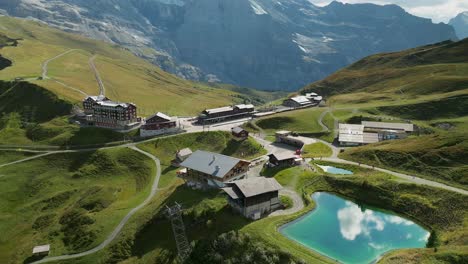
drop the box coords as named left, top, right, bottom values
left=339, top=121, right=416, bottom=146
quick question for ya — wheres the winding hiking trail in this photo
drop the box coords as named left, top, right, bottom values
left=41, top=49, right=89, bottom=97
left=4, top=146, right=162, bottom=264
left=89, top=55, right=106, bottom=96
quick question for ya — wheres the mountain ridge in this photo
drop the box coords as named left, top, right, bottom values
left=0, top=0, right=457, bottom=90
left=449, top=11, right=468, bottom=39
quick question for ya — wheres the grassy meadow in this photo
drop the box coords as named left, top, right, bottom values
left=0, top=148, right=156, bottom=264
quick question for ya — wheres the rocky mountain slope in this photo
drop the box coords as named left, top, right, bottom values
left=0, top=0, right=457, bottom=90
left=449, top=11, right=468, bottom=39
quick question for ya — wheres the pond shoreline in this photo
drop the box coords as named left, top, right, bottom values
left=278, top=191, right=430, bottom=264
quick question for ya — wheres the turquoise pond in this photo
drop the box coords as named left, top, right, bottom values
left=280, top=192, right=429, bottom=264
left=318, top=165, right=353, bottom=175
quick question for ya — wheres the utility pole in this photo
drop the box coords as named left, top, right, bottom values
left=165, top=203, right=191, bottom=262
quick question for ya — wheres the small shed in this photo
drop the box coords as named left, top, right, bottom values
left=222, top=177, right=283, bottom=219
left=32, top=244, right=50, bottom=256
left=172, top=148, right=193, bottom=166
left=231, top=126, right=249, bottom=139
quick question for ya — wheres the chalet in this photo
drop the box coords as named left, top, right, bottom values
left=83, top=95, right=109, bottom=114
left=231, top=126, right=249, bottom=139
left=198, top=104, right=255, bottom=124
left=32, top=244, right=50, bottom=257
left=268, top=153, right=299, bottom=167
left=339, top=121, right=415, bottom=146
left=283, top=96, right=312, bottom=108
left=172, top=148, right=193, bottom=167
left=140, top=112, right=178, bottom=137
left=222, top=177, right=282, bottom=220
left=178, top=150, right=250, bottom=189
left=275, top=131, right=305, bottom=147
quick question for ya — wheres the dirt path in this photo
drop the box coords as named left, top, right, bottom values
left=41, top=49, right=78, bottom=79
left=89, top=55, right=105, bottom=96
left=41, top=49, right=89, bottom=97
left=31, top=146, right=161, bottom=264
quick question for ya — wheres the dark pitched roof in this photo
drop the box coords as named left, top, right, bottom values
left=223, top=177, right=282, bottom=199
left=231, top=126, right=246, bottom=134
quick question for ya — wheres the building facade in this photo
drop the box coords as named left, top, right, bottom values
left=231, top=126, right=249, bottom=139
left=140, top=112, right=178, bottom=137
left=178, top=150, right=251, bottom=189
left=83, top=96, right=139, bottom=130
left=339, top=121, right=415, bottom=146
left=83, top=95, right=109, bottom=114
left=222, top=177, right=282, bottom=220
left=283, top=96, right=312, bottom=108
left=198, top=104, right=255, bottom=124
left=275, top=131, right=305, bottom=147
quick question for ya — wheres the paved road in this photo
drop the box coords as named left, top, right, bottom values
left=89, top=55, right=105, bottom=96
left=322, top=157, right=468, bottom=196
left=31, top=146, right=161, bottom=264
left=269, top=188, right=304, bottom=217
left=259, top=137, right=468, bottom=196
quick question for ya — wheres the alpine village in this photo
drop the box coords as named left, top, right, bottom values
left=0, top=1, right=467, bottom=264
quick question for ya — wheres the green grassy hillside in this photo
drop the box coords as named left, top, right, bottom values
left=302, top=39, right=468, bottom=108
left=0, top=16, right=277, bottom=116
left=0, top=148, right=155, bottom=264
left=296, top=38, right=468, bottom=190
left=0, top=81, right=137, bottom=146
left=340, top=133, right=468, bottom=189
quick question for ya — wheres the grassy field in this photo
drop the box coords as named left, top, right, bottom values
left=340, top=132, right=468, bottom=189
left=302, top=142, right=333, bottom=158
left=255, top=108, right=325, bottom=133
left=302, top=39, right=468, bottom=110
left=0, top=148, right=156, bottom=264
left=0, top=151, right=35, bottom=165
left=0, top=16, right=280, bottom=117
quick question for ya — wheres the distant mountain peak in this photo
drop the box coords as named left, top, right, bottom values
left=449, top=11, right=468, bottom=39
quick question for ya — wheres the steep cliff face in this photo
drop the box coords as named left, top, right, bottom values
left=449, top=12, right=468, bottom=39
left=0, top=0, right=457, bottom=90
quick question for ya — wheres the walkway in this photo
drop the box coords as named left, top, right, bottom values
left=40, top=49, right=89, bottom=97
left=24, top=147, right=161, bottom=264
left=269, top=188, right=304, bottom=217
left=322, top=157, right=468, bottom=196
left=89, top=55, right=105, bottom=96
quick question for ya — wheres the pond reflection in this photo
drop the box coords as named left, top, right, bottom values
left=280, top=192, right=429, bottom=264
